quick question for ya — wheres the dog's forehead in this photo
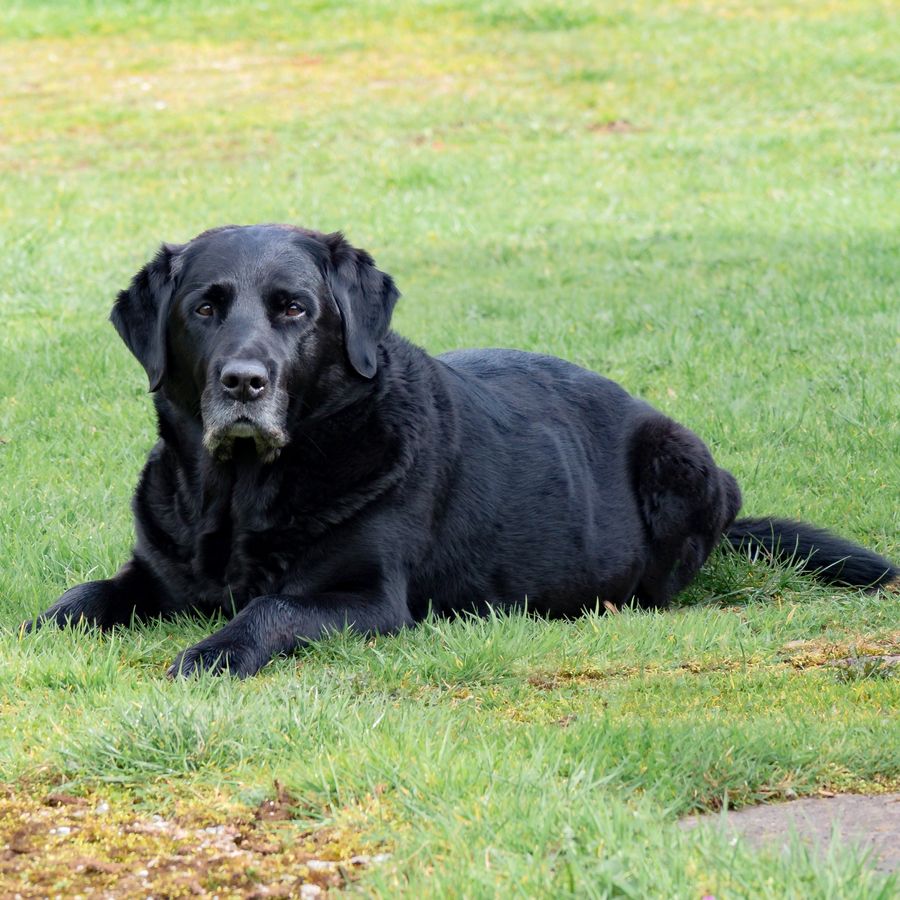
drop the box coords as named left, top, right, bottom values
left=180, top=227, right=323, bottom=286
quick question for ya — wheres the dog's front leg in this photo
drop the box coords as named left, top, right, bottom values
left=167, top=587, right=412, bottom=678
left=24, top=557, right=165, bottom=633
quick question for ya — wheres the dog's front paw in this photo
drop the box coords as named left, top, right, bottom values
left=23, top=581, right=117, bottom=634
left=167, top=636, right=264, bottom=679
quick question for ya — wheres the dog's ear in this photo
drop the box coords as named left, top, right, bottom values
left=323, top=232, right=400, bottom=378
left=110, top=242, right=183, bottom=392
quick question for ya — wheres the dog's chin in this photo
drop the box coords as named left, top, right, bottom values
left=203, top=420, right=288, bottom=465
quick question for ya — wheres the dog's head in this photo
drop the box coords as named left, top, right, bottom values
left=111, top=225, right=399, bottom=462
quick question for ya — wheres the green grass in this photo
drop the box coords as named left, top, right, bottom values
left=1, top=1, right=898, bottom=896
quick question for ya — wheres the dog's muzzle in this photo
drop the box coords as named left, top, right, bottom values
left=203, top=414, right=287, bottom=464
left=201, top=360, right=288, bottom=463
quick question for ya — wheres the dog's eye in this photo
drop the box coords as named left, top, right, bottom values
left=284, top=301, right=306, bottom=318
left=195, top=303, right=214, bottom=318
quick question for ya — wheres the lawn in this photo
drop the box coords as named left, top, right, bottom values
left=1, top=0, right=898, bottom=896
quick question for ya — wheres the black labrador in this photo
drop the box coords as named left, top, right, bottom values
left=26, top=225, right=898, bottom=676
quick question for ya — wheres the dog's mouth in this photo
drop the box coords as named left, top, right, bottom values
left=200, top=379, right=291, bottom=465
left=202, top=415, right=288, bottom=464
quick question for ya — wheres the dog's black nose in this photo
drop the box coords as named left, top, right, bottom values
left=220, top=360, right=269, bottom=402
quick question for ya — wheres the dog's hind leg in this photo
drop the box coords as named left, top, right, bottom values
left=628, top=416, right=741, bottom=608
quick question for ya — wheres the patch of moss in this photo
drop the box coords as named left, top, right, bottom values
left=0, top=783, right=391, bottom=898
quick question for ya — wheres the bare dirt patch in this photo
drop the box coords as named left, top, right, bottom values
left=526, top=656, right=753, bottom=690
left=781, top=631, right=900, bottom=674
left=0, top=784, right=390, bottom=898
left=588, top=119, right=643, bottom=134
left=527, top=666, right=637, bottom=690
left=681, top=794, right=900, bottom=874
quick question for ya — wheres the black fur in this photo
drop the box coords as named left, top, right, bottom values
left=26, top=225, right=898, bottom=677
left=725, top=518, right=897, bottom=587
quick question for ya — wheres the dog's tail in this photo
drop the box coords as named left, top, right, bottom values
left=724, top=517, right=898, bottom=589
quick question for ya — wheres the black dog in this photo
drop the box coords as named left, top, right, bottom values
left=26, top=225, right=898, bottom=676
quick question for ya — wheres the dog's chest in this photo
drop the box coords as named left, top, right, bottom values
left=158, top=449, right=386, bottom=613
left=190, top=529, right=280, bottom=614
left=188, top=494, right=276, bottom=611
left=184, top=473, right=335, bottom=613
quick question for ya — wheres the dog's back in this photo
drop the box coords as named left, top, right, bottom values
left=410, top=348, right=654, bottom=615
